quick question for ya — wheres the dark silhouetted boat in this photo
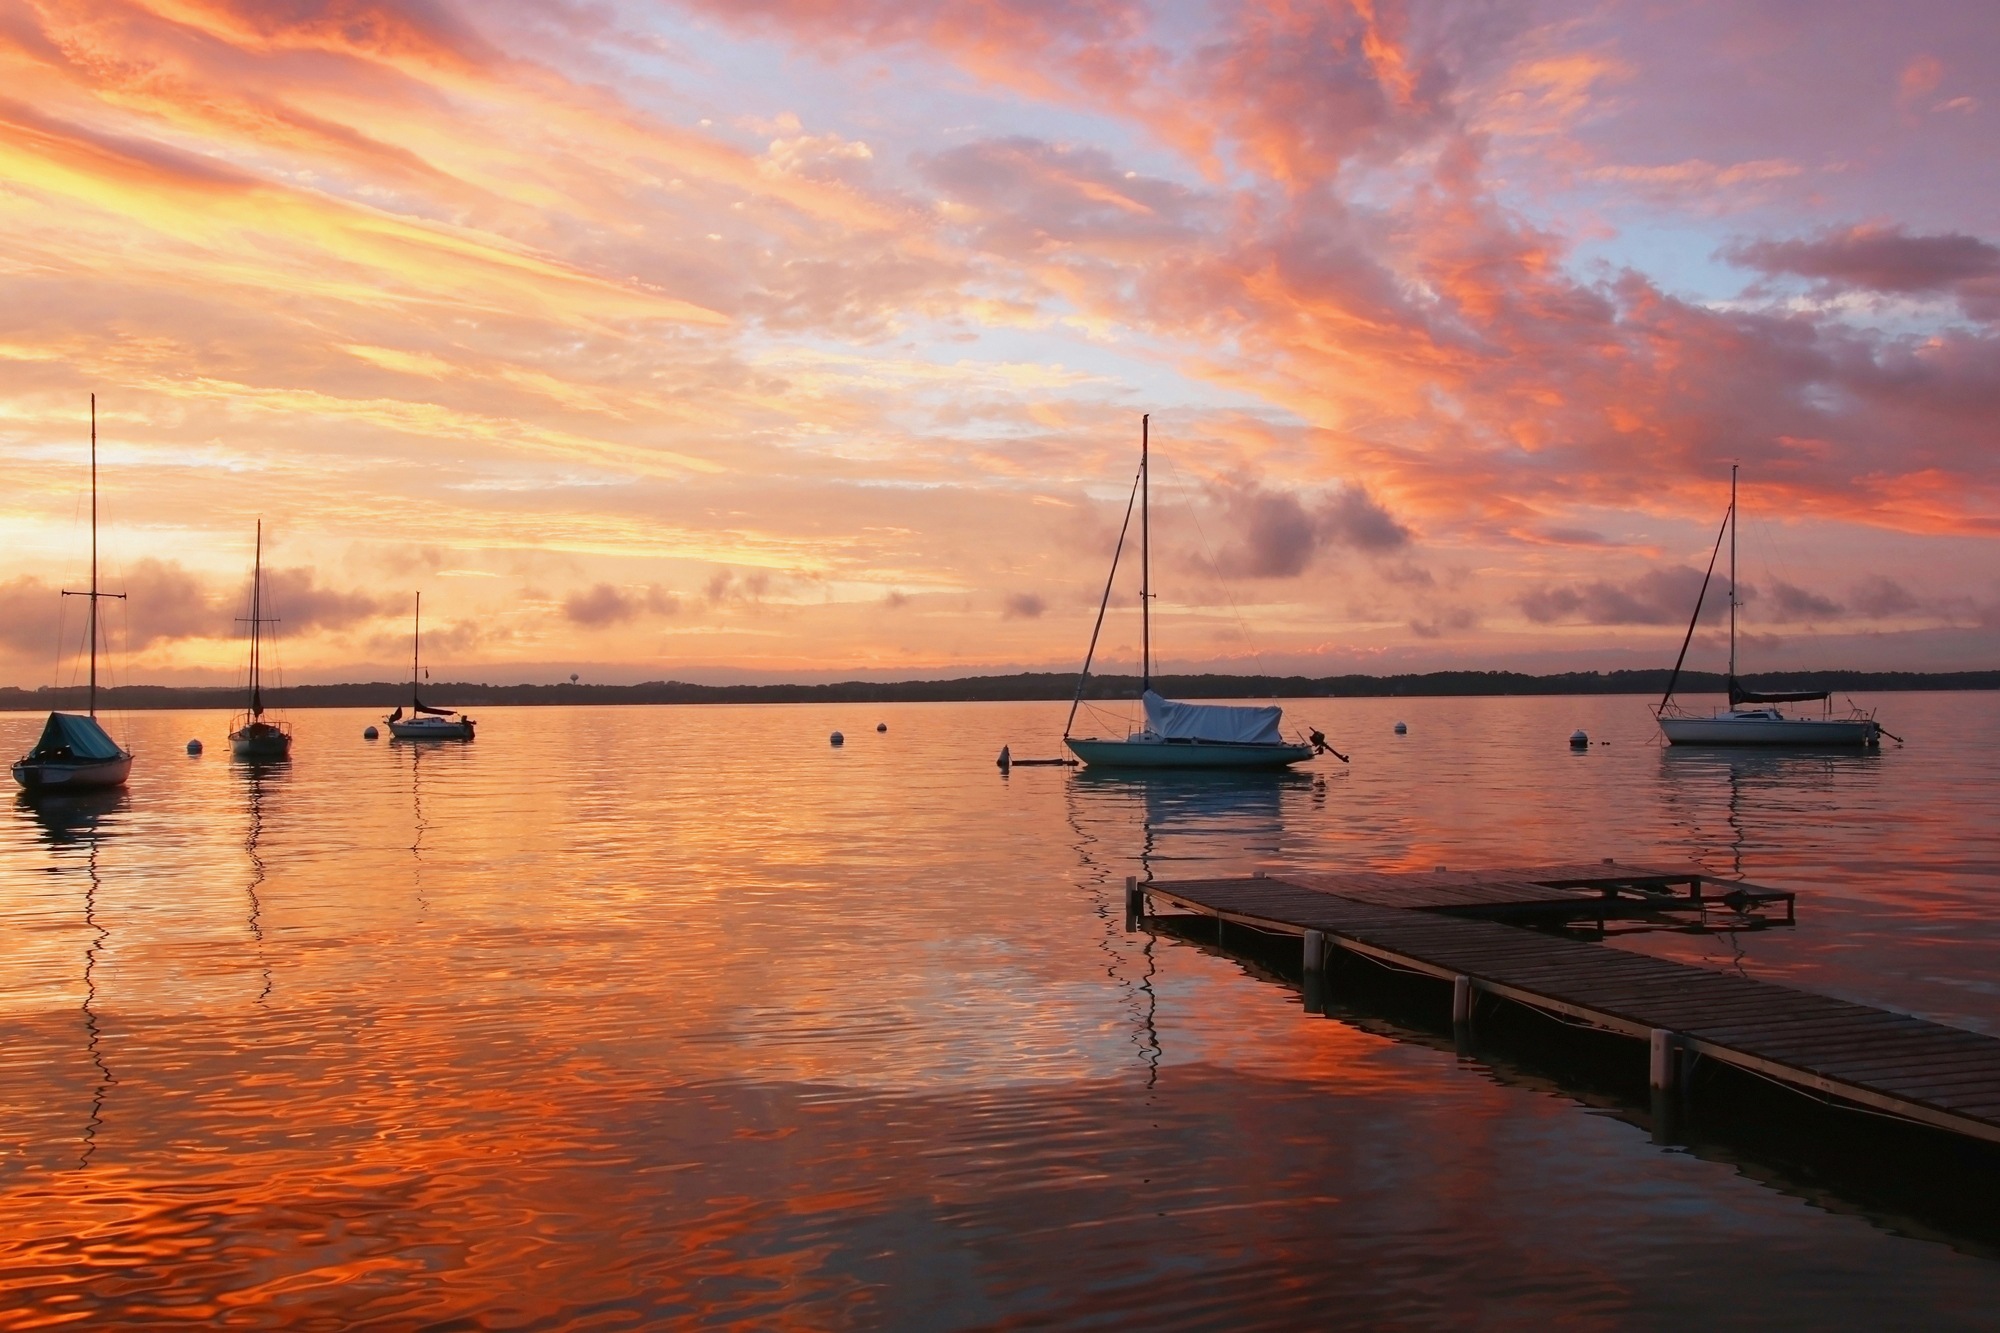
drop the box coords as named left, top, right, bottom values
left=228, top=520, right=292, bottom=762
left=387, top=592, right=475, bottom=740
left=13, top=396, right=134, bottom=792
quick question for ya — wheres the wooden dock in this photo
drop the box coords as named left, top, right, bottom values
left=1136, top=868, right=2000, bottom=1148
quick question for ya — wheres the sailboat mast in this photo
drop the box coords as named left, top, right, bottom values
left=412, top=591, right=421, bottom=705
left=1728, top=464, right=1738, bottom=683
left=88, top=393, right=98, bottom=717
left=1140, top=413, right=1150, bottom=693
left=249, top=520, right=263, bottom=717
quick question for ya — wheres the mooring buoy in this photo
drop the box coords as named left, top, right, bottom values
left=1394, top=721, right=1408, bottom=735
left=876, top=722, right=887, bottom=733
left=1570, top=728, right=1589, bottom=749
left=363, top=725, right=380, bottom=740
left=830, top=731, right=844, bottom=746
left=186, top=738, right=203, bottom=755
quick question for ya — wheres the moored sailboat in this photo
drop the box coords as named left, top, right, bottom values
left=12, top=396, right=134, bottom=792
left=1656, top=465, right=1885, bottom=747
left=1063, top=416, right=1326, bottom=771
left=386, top=592, right=475, bottom=740
left=228, top=521, right=292, bottom=762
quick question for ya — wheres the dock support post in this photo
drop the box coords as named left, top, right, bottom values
left=1451, top=975, right=1475, bottom=1056
left=1124, top=876, right=1142, bottom=932
left=1649, top=1029, right=1684, bottom=1143
left=1649, top=1029, right=1680, bottom=1091
left=1303, top=930, right=1326, bottom=1014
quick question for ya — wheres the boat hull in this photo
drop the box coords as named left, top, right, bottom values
left=11, top=753, right=133, bottom=791
left=1659, top=713, right=1879, bottom=747
left=1065, top=736, right=1314, bottom=770
left=229, top=728, right=293, bottom=762
left=389, top=718, right=475, bottom=741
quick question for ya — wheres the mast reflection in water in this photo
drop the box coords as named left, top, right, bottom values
left=21, top=788, right=127, bottom=1169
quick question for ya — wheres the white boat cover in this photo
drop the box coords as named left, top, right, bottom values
left=30, top=712, right=125, bottom=761
left=1142, top=690, right=1284, bottom=745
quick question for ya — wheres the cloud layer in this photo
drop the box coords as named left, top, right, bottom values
left=0, top=0, right=1994, bottom=684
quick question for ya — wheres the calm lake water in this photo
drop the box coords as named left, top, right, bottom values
left=3, top=692, right=2000, bottom=1328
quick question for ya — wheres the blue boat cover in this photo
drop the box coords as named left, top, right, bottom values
left=30, top=712, right=125, bottom=762
left=1142, top=690, right=1284, bottom=745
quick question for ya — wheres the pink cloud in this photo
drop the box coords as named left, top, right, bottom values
left=1726, top=224, right=1999, bottom=295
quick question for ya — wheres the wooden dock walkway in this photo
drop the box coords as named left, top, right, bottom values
left=1138, top=871, right=2000, bottom=1147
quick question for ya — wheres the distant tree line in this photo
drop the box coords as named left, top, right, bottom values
left=2, top=668, right=1994, bottom=712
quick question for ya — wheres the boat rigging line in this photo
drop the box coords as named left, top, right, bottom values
left=1062, top=419, right=1146, bottom=743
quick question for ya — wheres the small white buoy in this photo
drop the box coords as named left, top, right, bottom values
left=876, top=722, right=887, bottom=733
left=997, top=744, right=1011, bottom=770
left=363, top=725, right=379, bottom=740
left=1394, top=721, right=1408, bottom=735
left=830, top=731, right=844, bottom=746
left=1570, top=728, right=1589, bottom=749
left=186, top=738, right=203, bottom=755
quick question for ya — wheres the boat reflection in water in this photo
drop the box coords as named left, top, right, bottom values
left=1066, top=766, right=1323, bottom=880
left=1658, top=745, right=1885, bottom=873
left=1063, top=767, right=1322, bottom=1089
left=20, top=786, right=127, bottom=848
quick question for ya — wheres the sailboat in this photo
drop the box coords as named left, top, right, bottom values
left=1064, top=416, right=1322, bottom=770
left=386, top=593, right=475, bottom=740
left=12, top=396, right=135, bottom=792
left=228, top=521, right=292, bottom=762
left=1656, top=465, right=1884, bottom=747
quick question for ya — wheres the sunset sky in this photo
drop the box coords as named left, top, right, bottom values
left=1, top=0, right=1996, bottom=687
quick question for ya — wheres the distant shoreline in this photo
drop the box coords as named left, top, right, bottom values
left=2, top=668, right=1994, bottom=712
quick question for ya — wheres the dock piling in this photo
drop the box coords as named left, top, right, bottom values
left=1303, top=929, right=1326, bottom=1014
left=1452, top=974, right=1474, bottom=1027
left=1124, top=876, right=1142, bottom=932
left=1649, top=1028, right=1680, bottom=1092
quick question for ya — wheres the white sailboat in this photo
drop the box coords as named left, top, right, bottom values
left=386, top=592, right=476, bottom=740
left=1064, top=416, right=1324, bottom=770
left=12, top=396, right=134, bottom=792
left=1656, top=465, right=1885, bottom=747
left=228, top=520, right=292, bottom=762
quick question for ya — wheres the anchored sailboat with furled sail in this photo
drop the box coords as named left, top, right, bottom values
left=1063, top=416, right=1330, bottom=771
left=228, top=520, right=292, bottom=762
left=386, top=592, right=476, bottom=740
left=1656, top=465, right=1887, bottom=747
left=12, top=396, right=134, bottom=792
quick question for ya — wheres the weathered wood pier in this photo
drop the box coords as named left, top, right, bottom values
left=1134, top=863, right=2000, bottom=1148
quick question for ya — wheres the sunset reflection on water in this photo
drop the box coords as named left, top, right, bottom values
left=3, top=695, right=2000, bottom=1327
